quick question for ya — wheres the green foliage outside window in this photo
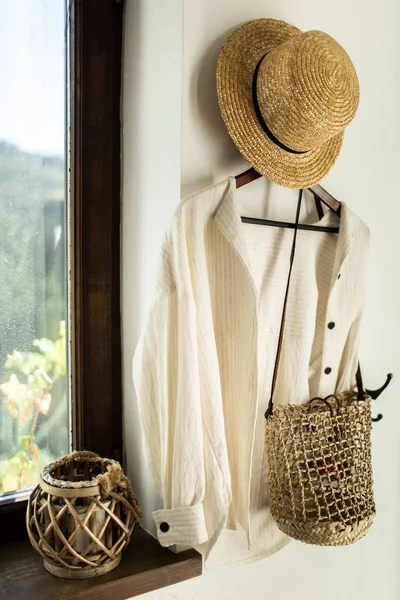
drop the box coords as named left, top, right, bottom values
left=0, top=142, right=68, bottom=499
left=0, top=321, right=66, bottom=494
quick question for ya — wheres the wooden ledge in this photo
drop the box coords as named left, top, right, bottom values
left=0, top=528, right=202, bottom=600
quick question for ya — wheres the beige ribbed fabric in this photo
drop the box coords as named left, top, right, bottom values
left=132, top=177, right=370, bottom=568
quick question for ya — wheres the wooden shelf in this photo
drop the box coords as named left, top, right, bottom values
left=0, top=528, right=202, bottom=600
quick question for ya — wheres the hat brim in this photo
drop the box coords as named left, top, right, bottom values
left=216, top=19, right=344, bottom=189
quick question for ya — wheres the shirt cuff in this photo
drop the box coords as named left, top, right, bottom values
left=152, top=504, right=208, bottom=547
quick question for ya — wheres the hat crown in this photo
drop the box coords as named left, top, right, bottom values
left=256, top=30, right=360, bottom=152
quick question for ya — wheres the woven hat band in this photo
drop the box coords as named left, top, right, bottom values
left=256, top=30, right=360, bottom=152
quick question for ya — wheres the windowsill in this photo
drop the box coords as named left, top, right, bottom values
left=0, top=527, right=202, bottom=600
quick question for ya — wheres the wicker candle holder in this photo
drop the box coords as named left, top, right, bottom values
left=26, top=451, right=141, bottom=579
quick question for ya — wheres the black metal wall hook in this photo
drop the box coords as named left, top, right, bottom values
left=366, top=373, right=393, bottom=423
left=366, top=373, right=393, bottom=400
left=372, top=413, right=383, bottom=423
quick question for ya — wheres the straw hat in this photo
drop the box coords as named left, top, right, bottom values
left=216, top=19, right=360, bottom=188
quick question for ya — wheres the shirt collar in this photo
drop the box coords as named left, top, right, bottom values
left=213, top=177, right=255, bottom=291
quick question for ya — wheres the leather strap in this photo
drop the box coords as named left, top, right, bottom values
left=265, top=193, right=366, bottom=419
left=265, top=189, right=303, bottom=418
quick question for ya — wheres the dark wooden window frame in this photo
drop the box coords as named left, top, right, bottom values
left=70, top=0, right=123, bottom=462
left=0, top=1, right=202, bottom=597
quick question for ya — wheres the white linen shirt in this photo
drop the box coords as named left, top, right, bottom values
left=133, top=177, right=370, bottom=568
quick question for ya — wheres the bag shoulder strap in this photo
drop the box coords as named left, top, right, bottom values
left=265, top=189, right=303, bottom=418
left=265, top=191, right=365, bottom=419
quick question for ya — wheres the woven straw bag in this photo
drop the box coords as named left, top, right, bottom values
left=264, top=190, right=375, bottom=546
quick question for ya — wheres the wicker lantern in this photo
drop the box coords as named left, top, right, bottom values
left=26, top=451, right=141, bottom=579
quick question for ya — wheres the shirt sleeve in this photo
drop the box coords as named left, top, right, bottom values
left=133, top=288, right=208, bottom=547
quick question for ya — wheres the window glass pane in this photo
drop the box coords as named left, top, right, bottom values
left=0, top=0, right=70, bottom=502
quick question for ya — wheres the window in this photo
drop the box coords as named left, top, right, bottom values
left=0, top=0, right=123, bottom=540
left=0, top=0, right=69, bottom=503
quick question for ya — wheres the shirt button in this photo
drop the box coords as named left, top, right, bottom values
left=160, top=522, right=170, bottom=533
left=337, top=274, right=341, bottom=280
left=325, top=367, right=332, bottom=375
left=328, top=322, right=335, bottom=329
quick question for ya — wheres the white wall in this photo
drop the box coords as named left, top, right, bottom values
left=122, top=0, right=183, bottom=533
left=123, top=1, right=400, bottom=599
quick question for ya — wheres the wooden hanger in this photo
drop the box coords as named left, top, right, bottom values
left=235, top=167, right=341, bottom=213
left=235, top=167, right=341, bottom=233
